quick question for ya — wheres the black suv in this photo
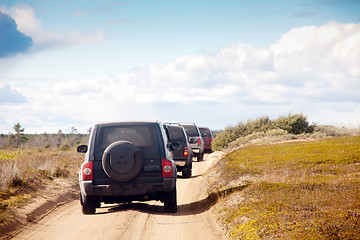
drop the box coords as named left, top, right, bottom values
left=77, top=121, right=179, bottom=214
left=180, top=123, right=205, bottom=161
left=165, top=124, right=193, bottom=178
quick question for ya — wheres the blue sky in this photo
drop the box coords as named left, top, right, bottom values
left=0, top=0, right=360, bottom=133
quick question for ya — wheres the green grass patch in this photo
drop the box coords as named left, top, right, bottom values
left=222, top=136, right=360, bottom=181
left=0, top=151, right=23, bottom=161
left=213, top=136, right=360, bottom=239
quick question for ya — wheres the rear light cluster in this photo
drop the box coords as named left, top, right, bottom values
left=197, top=138, right=201, bottom=146
left=81, top=161, right=93, bottom=181
left=161, top=159, right=174, bottom=178
left=184, top=147, right=189, bottom=157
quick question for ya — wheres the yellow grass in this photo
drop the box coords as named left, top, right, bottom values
left=212, top=136, right=360, bottom=239
left=0, top=147, right=83, bottom=224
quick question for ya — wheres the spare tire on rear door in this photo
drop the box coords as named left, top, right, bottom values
left=102, top=141, right=143, bottom=182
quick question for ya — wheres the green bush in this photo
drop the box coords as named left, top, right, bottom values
left=212, top=114, right=315, bottom=151
left=273, top=113, right=314, bottom=134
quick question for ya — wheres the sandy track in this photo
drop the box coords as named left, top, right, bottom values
left=10, top=153, right=226, bottom=240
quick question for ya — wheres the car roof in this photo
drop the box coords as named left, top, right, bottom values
left=179, top=123, right=198, bottom=126
left=95, top=121, right=162, bottom=126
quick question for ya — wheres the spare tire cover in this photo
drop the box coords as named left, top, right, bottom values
left=102, top=141, right=143, bottom=182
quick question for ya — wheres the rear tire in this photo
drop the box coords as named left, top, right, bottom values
left=80, top=193, right=97, bottom=215
left=164, top=187, right=177, bottom=213
left=197, top=153, right=204, bottom=162
left=82, top=205, right=96, bottom=215
left=182, top=168, right=192, bottom=178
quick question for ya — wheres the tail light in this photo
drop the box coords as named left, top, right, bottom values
left=184, top=147, right=189, bottom=157
left=197, top=139, right=201, bottom=146
left=162, top=159, right=173, bottom=178
left=210, top=138, right=213, bottom=144
left=81, top=161, right=93, bottom=181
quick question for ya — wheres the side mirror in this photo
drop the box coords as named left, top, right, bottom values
left=169, top=142, right=181, bottom=151
left=77, top=145, right=88, bottom=153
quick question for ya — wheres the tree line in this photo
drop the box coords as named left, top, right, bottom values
left=0, top=123, right=89, bottom=149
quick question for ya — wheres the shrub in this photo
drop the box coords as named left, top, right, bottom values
left=265, top=128, right=288, bottom=136
left=212, top=126, right=243, bottom=150
left=273, top=113, right=315, bottom=134
left=244, top=116, right=272, bottom=134
left=11, top=176, right=27, bottom=188
left=60, top=144, right=71, bottom=151
left=53, top=167, right=70, bottom=178
left=212, top=114, right=315, bottom=151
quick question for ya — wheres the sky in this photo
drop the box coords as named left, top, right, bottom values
left=0, top=0, right=360, bottom=134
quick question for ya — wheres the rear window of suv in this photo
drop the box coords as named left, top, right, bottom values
left=167, top=126, right=186, bottom=142
left=200, top=128, right=211, bottom=138
left=98, top=125, right=155, bottom=151
left=182, top=125, right=199, bottom=137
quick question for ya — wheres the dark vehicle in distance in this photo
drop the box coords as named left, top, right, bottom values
left=199, top=127, right=213, bottom=153
left=77, top=121, right=179, bottom=214
left=180, top=123, right=204, bottom=162
left=165, top=123, right=193, bottom=178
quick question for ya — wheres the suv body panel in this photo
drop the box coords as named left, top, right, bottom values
left=180, top=123, right=204, bottom=158
left=164, top=124, right=193, bottom=172
left=199, top=127, right=213, bottom=153
left=78, top=121, right=177, bottom=212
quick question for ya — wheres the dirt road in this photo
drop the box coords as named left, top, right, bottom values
left=11, top=153, right=226, bottom=240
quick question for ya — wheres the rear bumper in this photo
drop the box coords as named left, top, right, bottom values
left=204, top=144, right=212, bottom=152
left=190, top=147, right=204, bottom=156
left=174, top=160, right=187, bottom=167
left=80, top=178, right=176, bottom=199
left=192, top=148, right=200, bottom=153
left=173, top=156, right=191, bottom=167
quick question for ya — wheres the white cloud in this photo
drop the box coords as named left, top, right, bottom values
left=0, top=81, right=27, bottom=103
left=271, top=22, right=360, bottom=79
left=50, top=20, right=360, bottom=109
left=52, top=79, right=96, bottom=95
left=7, top=4, right=104, bottom=49
left=1, top=21, right=360, bottom=133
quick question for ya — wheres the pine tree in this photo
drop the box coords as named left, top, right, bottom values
left=11, top=123, right=28, bottom=147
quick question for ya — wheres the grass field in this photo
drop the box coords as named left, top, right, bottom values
left=0, top=147, right=83, bottom=224
left=1, top=131, right=360, bottom=239
left=211, top=136, right=360, bottom=239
